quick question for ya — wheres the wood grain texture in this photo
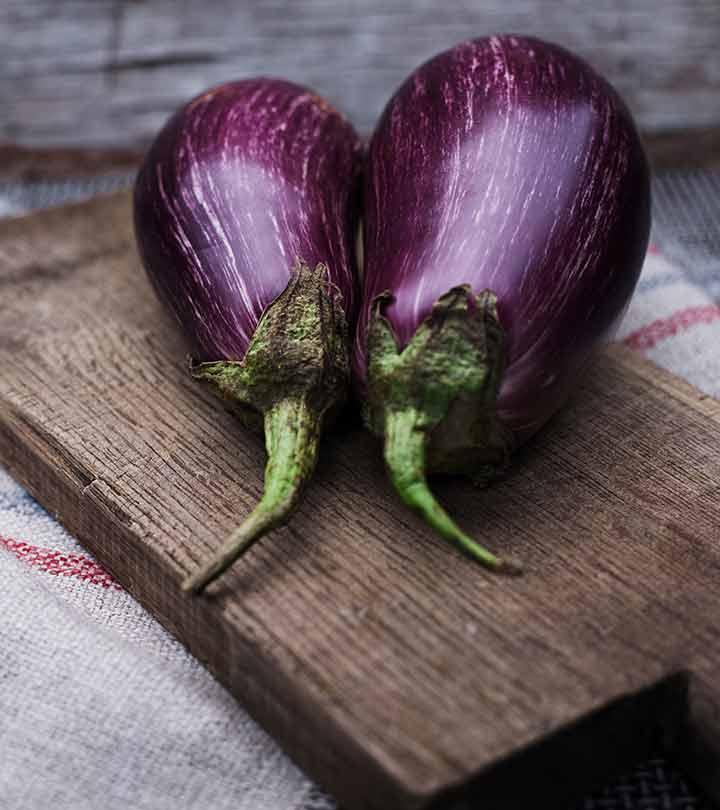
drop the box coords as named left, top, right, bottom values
left=644, top=127, right=720, bottom=169
left=2, top=192, right=720, bottom=809
left=0, top=143, right=141, bottom=182
left=1, top=0, right=720, bottom=148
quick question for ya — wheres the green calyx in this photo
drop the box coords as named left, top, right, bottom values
left=190, top=260, right=349, bottom=422
left=182, top=260, right=349, bottom=594
left=365, top=286, right=521, bottom=574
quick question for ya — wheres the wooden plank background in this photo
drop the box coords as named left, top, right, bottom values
left=1, top=0, right=719, bottom=148
left=3, top=191, right=720, bottom=809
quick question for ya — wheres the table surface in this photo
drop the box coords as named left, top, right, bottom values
left=0, top=146, right=719, bottom=810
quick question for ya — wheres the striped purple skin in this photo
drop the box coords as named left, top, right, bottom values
left=355, top=36, right=650, bottom=443
left=134, top=79, right=362, bottom=363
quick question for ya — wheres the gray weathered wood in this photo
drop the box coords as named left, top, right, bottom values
left=2, top=192, right=720, bottom=809
left=1, top=0, right=719, bottom=148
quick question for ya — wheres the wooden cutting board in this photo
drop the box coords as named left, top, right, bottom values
left=1, top=192, right=720, bottom=810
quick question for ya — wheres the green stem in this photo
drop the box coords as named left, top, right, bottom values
left=383, top=408, right=522, bottom=575
left=182, top=397, right=321, bottom=593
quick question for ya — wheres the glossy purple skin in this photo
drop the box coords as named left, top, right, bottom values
left=135, top=79, right=362, bottom=362
left=354, top=36, right=650, bottom=443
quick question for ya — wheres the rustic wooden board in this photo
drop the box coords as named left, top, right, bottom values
left=0, top=143, right=141, bottom=182
left=1, top=192, right=720, bottom=809
left=2, top=0, right=720, bottom=148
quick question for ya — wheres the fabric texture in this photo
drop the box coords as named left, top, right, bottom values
left=1, top=171, right=717, bottom=809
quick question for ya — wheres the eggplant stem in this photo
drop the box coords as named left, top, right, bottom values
left=383, top=408, right=522, bottom=575
left=182, top=396, right=321, bottom=594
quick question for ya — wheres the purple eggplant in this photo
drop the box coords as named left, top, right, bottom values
left=354, top=36, right=651, bottom=571
left=134, top=79, right=362, bottom=592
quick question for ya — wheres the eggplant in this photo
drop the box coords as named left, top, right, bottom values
left=134, top=79, right=362, bottom=592
left=354, top=36, right=651, bottom=571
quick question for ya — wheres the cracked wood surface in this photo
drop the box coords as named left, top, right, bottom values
left=1, top=0, right=719, bottom=147
left=1, top=192, right=720, bottom=809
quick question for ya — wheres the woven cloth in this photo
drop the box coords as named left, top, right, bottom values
left=1, top=172, right=717, bottom=810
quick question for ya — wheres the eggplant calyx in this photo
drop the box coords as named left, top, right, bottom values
left=366, top=285, right=513, bottom=477
left=182, top=260, right=349, bottom=594
left=365, top=285, right=521, bottom=573
left=191, top=259, right=349, bottom=419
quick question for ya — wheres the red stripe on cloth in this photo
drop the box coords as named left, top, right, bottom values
left=623, top=305, right=720, bottom=351
left=0, top=535, right=122, bottom=590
